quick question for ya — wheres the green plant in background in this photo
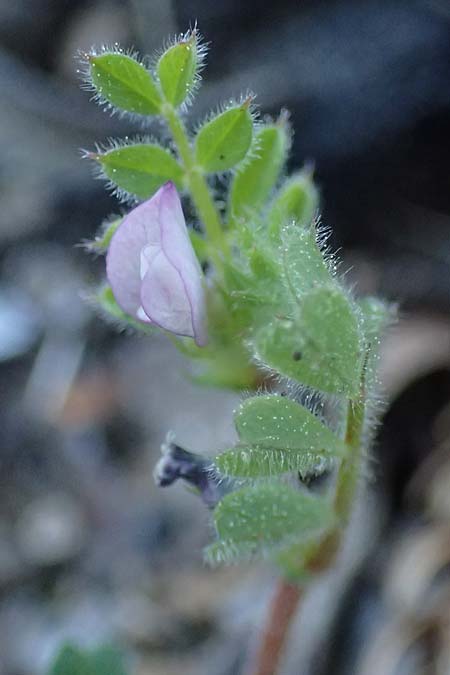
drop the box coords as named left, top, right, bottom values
left=67, top=27, right=393, bottom=675
left=50, top=644, right=127, bottom=675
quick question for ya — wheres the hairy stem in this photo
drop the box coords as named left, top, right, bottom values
left=334, top=392, right=366, bottom=521
left=249, top=381, right=366, bottom=675
left=162, top=104, right=228, bottom=261
left=248, top=580, right=302, bottom=675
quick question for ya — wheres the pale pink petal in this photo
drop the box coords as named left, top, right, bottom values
left=106, top=182, right=207, bottom=345
left=140, top=249, right=195, bottom=338
left=157, top=183, right=208, bottom=346
left=106, top=194, right=161, bottom=317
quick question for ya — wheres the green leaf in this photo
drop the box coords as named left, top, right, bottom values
left=195, top=103, right=254, bottom=172
left=94, top=143, right=183, bottom=199
left=94, top=285, right=155, bottom=334
left=215, top=446, right=334, bottom=478
left=215, top=395, right=344, bottom=478
left=358, top=297, right=393, bottom=348
left=228, top=120, right=289, bottom=223
left=358, top=296, right=394, bottom=388
left=253, top=286, right=363, bottom=396
left=50, top=644, right=127, bottom=675
left=280, top=223, right=334, bottom=296
left=88, top=52, right=161, bottom=115
left=50, top=645, right=90, bottom=675
left=268, top=170, right=319, bottom=239
left=235, top=395, right=346, bottom=454
left=208, top=482, right=334, bottom=559
left=90, top=647, right=127, bottom=675
left=157, top=33, right=200, bottom=107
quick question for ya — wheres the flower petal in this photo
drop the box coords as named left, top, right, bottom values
left=140, top=248, right=195, bottom=338
left=106, top=182, right=207, bottom=345
left=106, top=190, right=163, bottom=317
left=157, top=183, right=208, bottom=346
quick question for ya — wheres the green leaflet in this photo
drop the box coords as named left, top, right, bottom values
left=50, top=644, right=126, bottom=675
left=50, top=646, right=87, bottom=675
left=358, top=296, right=393, bottom=348
left=216, top=395, right=344, bottom=478
left=235, top=394, right=345, bottom=452
left=206, top=482, right=334, bottom=562
left=88, top=53, right=161, bottom=115
left=215, top=446, right=334, bottom=478
left=228, top=122, right=289, bottom=223
left=88, top=647, right=126, bottom=675
left=358, top=296, right=394, bottom=388
left=268, top=171, right=319, bottom=239
left=280, top=223, right=334, bottom=296
left=253, top=286, right=363, bottom=396
left=195, top=104, right=253, bottom=172
left=94, top=143, right=183, bottom=199
left=157, top=35, right=199, bottom=107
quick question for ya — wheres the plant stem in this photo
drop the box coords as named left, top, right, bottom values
left=334, top=393, right=366, bottom=521
left=162, top=104, right=228, bottom=260
left=249, top=383, right=366, bottom=675
left=248, top=579, right=302, bottom=675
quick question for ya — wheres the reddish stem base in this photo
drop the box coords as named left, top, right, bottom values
left=248, top=579, right=302, bottom=675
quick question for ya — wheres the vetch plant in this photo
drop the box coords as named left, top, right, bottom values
left=80, top=27, right=393, bottom=675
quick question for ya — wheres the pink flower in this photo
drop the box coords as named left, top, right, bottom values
left=106, top=182, right=207, bottom=346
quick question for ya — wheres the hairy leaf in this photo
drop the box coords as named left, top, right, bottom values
left=280, top=223, right=333, bottom=296
left=228, top=121, right=289, bottom=223
left=358, top=296, right=394, bottom=388
left=88, top=53, right=161, bottom=115
left=195, top=103, right=253, bottom=172
left=94, top=144, right=183, bottom=199
left=358, top=296, right=393, bottom=348
left=208, top=482, right=334, bottom=561
left=157, top=34, right=199, bottom=106
left=268, top=171, right=319, bottom=239
left=235, top=395, right=345, bottom=453
left=253, top=286, right=363, bottom=396
left=215, top=446, right=334, bottom=478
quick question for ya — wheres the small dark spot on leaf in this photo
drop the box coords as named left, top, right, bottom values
left=219, top=154, right=225, bottom=160
left=292, top=350, right=302, bottom=361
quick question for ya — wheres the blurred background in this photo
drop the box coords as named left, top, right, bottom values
left=1, top=1, right=450, bottom=673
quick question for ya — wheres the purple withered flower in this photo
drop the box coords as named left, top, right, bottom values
left=154, top=435, right=235, bottom=509
left=106, top=182, right=207, bottom=346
